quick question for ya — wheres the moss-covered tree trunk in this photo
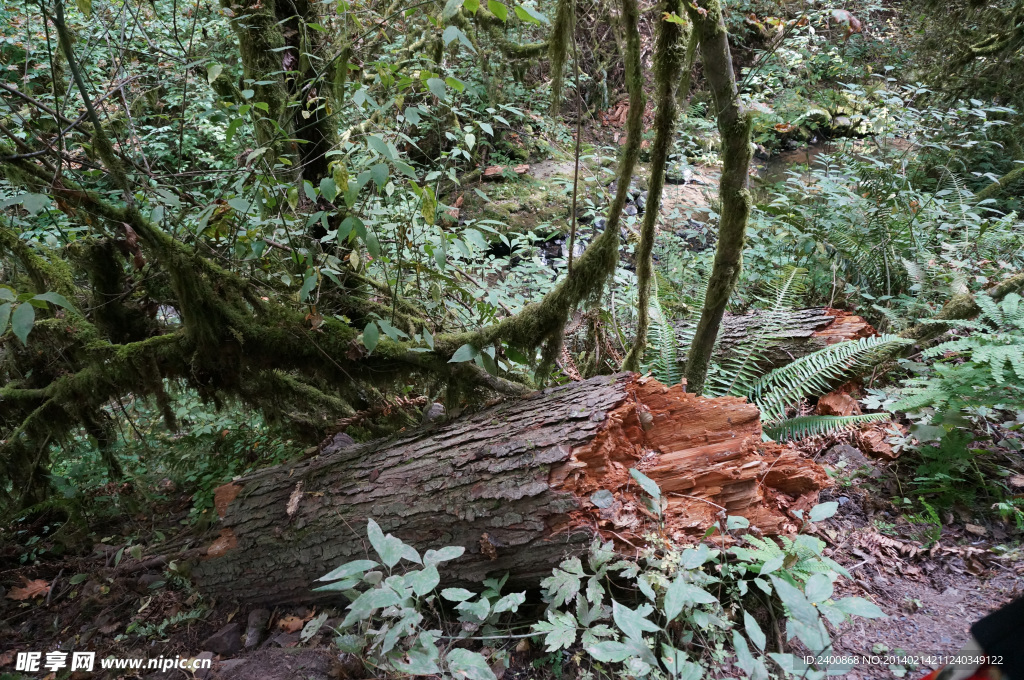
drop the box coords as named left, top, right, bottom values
left=682, top=0, right=753, bottom=395
left=221, top=0, right=337, bottom=182
left=191, top=373, right=828, bottom=605
left=622, top=0, right=689, bottom=371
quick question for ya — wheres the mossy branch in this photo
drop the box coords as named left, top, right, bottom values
left=682, top=0, right=754, bottom=395
left=622, top=0, right=689, bottom=372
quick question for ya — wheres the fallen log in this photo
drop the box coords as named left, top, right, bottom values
left=192, top=373, right=828, bottom=605
left=676, top=307, right=877, bottom=369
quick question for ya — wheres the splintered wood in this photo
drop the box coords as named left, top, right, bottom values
left=554, top=375, right=829, bottom=543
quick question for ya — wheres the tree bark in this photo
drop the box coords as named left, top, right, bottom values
left=192, top=373, right=829, bottom=605
left=682, top=0, right=754, bottom=395
left=675, top=307, right=878, bottom=370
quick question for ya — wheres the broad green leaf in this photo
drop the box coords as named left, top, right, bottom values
left=479, top=121, right=494, bottom=136
left=464, top=0, right=479, bottom=12
left=423, top=544, right=464, bottom=566
left=804, top=573, right=834, bottom=604
left=303, top=180, right=317, bottom=202
left=770, top=576, right=819, bottom=627
left=664, top=578, right=717, bottom=621
left=21, top=193, right=50, bottom=215
left=733, top=629, right=755, bottom=675
left=441, top=587, right=475, bottom=602
left=422, top=327, right=435, bottom=350
left=487, top=0, right=508, bottom=20
left=313, top=576, right=361, bottom=592
left=465, top=133, right=476, bottom=150
left=446, top=648, right=496, bottom=680
left=299, top=273, right=317, bottom=302
left=443, top=25, right=460, bottom=45
left=367, top=134, right=393, bottom=160
left=364, top=229, right=381, bottom=258
left=402, top=565, right=439, bottom=596
left=363, top=321, right=380, bottom=354
left=759, top=555, right=784, bottom=575
left=727, top=515, right=750, bottom=531
left=441, top=0, right=465, bottom=20
left=426, top=77, right=447, bottom=100
left=492, top=591, right=525, bottom=614
left=611, top=600, right=660, bottom=641
left=207, top=63, right=223, bottom=85
left=585, top=640, right=632, bottom=663
left=744, top=610, right=767, bottom=652
left=809, top=501, right=839, bottom=522
left=76, top=0, right=91, bottom=17
left=0, top=303, right=10, bottom=336
left=449, top=343, right=478, bottom=363
left=833, top=596, right=886, bottom=619
left=300, top=612, right=328, bottom=642
left=319, top=177, right=338, bottom=202
left=533, top=610, right=577, bottom=651
left=33, top=292, right=74, bottom=310
left=445, top=76, right=466, bottom=92
left=11, top=302, right=35, bottom=345
left=0, top=288, right=14, bottom=301
left=342, top=587, right=402, bottom=627
left=318, top=559, right=379, bottom=581
left=370, top=162, right=389, bottom=189
left=456, top=597, right=491, bottom=621
left=629, top=468, right=661, bottom=499
left=404, top=106, right=422, bottom=126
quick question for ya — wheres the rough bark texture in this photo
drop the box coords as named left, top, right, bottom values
left=676, top=307, right=877, bottom=369
left=192, top=373, right=828, bottom=605
left=682, top=0, right=755, bottom=395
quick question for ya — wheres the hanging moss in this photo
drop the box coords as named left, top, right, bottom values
left=548, top=0, right=575, bottom=113
left=623, top=0, right=690, bottom=372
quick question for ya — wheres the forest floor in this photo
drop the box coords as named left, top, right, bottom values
left=2, top=437, right=1021, bottom=680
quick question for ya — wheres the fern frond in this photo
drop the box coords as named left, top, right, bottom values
left=751, top=334, right=912, bottom=425
left=764, top=413, right=891, bottom=441
left=706, top=267, right=808, bottom=398
left=645, top=277, right=683, bottom=386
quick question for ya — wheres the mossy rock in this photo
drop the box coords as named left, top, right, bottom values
left=459, top=175, right=575, bottom=235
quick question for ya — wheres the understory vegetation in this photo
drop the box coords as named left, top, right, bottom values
left=1, top=0, right=1023, bottom=671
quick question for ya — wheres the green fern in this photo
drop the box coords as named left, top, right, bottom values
left=645, top=277, right=683, bottom=385
left=730, top=534, right=849, bottom=585
left=707, top=267, right=808, bottom=398
left=750, top=334, right=912, bottom=427
left=764, top=412, right=892, bottom=441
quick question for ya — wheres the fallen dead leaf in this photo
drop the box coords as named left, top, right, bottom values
left=278, top=615, right=304, bottom=633
left=0, top=650, right=14, bottom=666
left=965, top=523, right=987, bottom=537
left=7, top=577, right=50, bottom=600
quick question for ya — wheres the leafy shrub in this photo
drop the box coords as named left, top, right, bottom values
left=318, top=474, right=885, bottom=680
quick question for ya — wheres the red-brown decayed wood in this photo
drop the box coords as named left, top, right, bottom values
left=814, top=308, right=877, bottom=343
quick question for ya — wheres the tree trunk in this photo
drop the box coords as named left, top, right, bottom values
left=676, top=307, right=878, bottom=370
left=682, top=0, right=754, bottom=395
left=192, top=373, right=829, bottom=605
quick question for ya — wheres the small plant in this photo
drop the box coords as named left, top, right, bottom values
left=320, top=473, right=886, bottom=680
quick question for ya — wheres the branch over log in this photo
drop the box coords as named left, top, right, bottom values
left=192, top=373, right=828, bottom=605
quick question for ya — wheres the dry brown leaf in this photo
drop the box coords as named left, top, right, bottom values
left=0, top=650, right=14, bottom=666
left=278, top=615, right=304, bottom=633
left=7, top=577, right=50, bottom=600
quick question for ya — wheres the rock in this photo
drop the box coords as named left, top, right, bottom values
left=623, top=204, right=637, bottom=216
left=203, top=622, right=242, bottom=657
left=245, top=608, right=270, bottom=649
left=815, top=390, right=862, bottom=416
left=834, top=115, right=853, bottom=129
left=635, top=195, right=646, bottom=211
left=421, top=402, right=446, bottom=424
left=965, top=523, right=987, bottom=537
left=213, top=658, right=247, bottom=678
left=137, top=573, right=163, bottom=589
left=594, top=217, right=607, bottom=230
left=194, top=652, right=216, bottom=680
left=798, top=107, right=832, bottom=128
